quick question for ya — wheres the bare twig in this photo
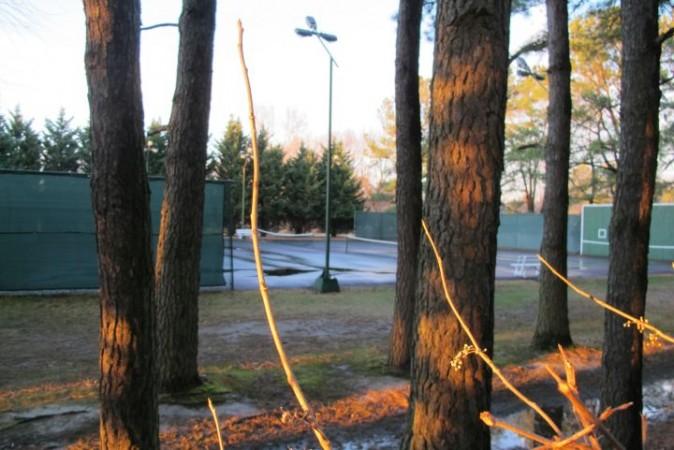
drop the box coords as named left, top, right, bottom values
left=558, top=346, right=600, bottom=449
left=421, top=220, right=562, bottom=436
left=538, top=256, right=674, bottom=345
left=532, top=403, right=632, bottom=449
left=544, top=365, right=625, bottom=450
left=207, top=398, right=225, bottom=450
left=237, top=20, right=331, bottom=450
left=509, top=32, right=548, bottom=65
left=140, top=22, right=178, bottom=31
left=658, top=27, right=674, bottom=46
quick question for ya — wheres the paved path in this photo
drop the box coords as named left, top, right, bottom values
left=224, top=236, right=673, bottom=291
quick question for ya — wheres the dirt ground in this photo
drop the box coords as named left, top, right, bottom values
left=1, top=279, right=673, bottom=449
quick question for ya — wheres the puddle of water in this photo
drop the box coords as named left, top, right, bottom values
left=160, top=400, right=262, bottom=422
left=335, top=378, right=674, bottom=450
left=264, top=268, right=312, bottom=276
left=643, top=379, right=674, bottom=421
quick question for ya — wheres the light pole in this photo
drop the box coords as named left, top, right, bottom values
left=295, top=16, right=340, bottom=293
left=240, top=149, right=250, bottom=228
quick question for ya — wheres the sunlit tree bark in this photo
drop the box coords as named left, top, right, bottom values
left=388, top=0, right=424, bottom=372
left=600, top=1, right=660, bottom=448
left=401, top=1, right=510, bottom=448
left=533, top=0, right=573, bottom=350
left=155, top=0, right=217, bottom=393
left=82, top=0, right=158, bottom=447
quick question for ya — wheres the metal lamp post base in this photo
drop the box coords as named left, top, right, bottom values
left=313, top=272, right=340, bottom=293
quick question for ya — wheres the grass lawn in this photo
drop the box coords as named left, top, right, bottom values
left=1, top=276, right=673, bottom=413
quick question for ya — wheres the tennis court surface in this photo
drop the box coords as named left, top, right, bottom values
left=227, top=234, right=674, bottom=290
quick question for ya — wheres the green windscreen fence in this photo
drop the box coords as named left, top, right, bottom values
left=499, top=213, right=581, bottom=253
left=0, top=170, right=232, bottom=291
left=581, top=203, right=674, bottom=260
left=354, top=212, right=397, bottom=241
left=354, top=211, right=581, bottom=253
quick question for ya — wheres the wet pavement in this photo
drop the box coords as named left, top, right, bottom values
left=225, top=236, right=674, bottom=291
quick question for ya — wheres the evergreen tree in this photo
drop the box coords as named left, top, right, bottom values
left=42, top=109, right=80, bottom=172
left=259, top=141, right=286, bottom=230
left=283, top=144, right=321, bottom=233
left=145, top=120, right=167, bottom=176
left=209, top=118, right=249, bottom=225
left=76, top=125, right=92, bottom=174
left=4, top=107, right=41, bottom=170
left=318, top=142, right=364, bottom=234
left=0, top=114, right=12, bottom=168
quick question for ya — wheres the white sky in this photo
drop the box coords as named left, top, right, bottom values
left=0, top=1, right=545, bottom=148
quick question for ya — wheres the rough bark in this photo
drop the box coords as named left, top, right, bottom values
left=155, top=0, right=217, bottom=393
left=82, top=0, right=158, bottom=447
left=400, top=1, right=510, bottom=448
left=388, top=0, right=424, bottom=372
left=600, top=1, right=660, bottom=448
left=532, top=0, right=573, bottom=350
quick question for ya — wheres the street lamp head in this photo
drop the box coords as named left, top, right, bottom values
left=305, top=16, right=317, bottom=30
left=318, top=32, right=337, bottom=42
left=295, top=27, right=313, bottom=38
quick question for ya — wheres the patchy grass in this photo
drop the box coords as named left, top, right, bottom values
left=0, top=379, right=97, bottom=412
left=1, top=276, right=673, bottom=415
left=198, top=347, right=389, bottom=407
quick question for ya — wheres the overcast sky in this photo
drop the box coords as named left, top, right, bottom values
left=0, top=1, right=545, bottom=146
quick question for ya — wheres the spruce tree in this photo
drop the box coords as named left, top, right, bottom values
left=42, top=109, right=80, bottom=172
left=283, top=145, right=321, bottom=233
left=145, top=120, right=168, bottom=176
left=317, top=142, right=364, bottom=234
left=5, top=107, right=41, bottom=170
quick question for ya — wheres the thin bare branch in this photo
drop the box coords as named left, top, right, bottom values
left=421, top=220, right=562, bottom=436
left=538, top=256, right=674, bottom=345
left=558, top=346, right=600, bottom=449
left=509, top=33, right=548, bottom=65
left=207, top=398, right=224, bottom=450
left=480, top=411, right=554, bottom=446
left=658, top=27, right=674, bottom=46
left=141, top=22, right=178, bottom=31
left=237, top=20, right=331, bottom=450
left=544, top=365, right=625, bottom=450
left=533, top=402, right=632, bottom=449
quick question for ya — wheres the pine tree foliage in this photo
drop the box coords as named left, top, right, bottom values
left=318, top=142, right=364, bottom=233
left=2, top=107, right=41, bottom=170
left=42, top=109, right=80, bottom=172
left=145, top=120, right=168, bottom=176
left=283, top=145, right=321, bottom=233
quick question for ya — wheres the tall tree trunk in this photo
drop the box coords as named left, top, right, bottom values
left=600, top=1, right=660, bottom=448
left=82, top=1, right=158, bottom=447
left=388, top=0, right=424, bottom=372
left=401, top=1, right=510, bottom=448
left=155, top=0, right=217, bottom=393
left=532, top=0, right=573, bottom=350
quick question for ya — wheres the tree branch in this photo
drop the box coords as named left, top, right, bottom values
left=508, top=33, right=548, bottom=66
left=658, top=27, right=674, bottom=46
left=141, top=22, right=178, bottom=31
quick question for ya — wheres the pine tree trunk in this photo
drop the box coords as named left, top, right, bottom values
left=533, top=0, right=573, bottom=350
left=388, top=0, right=424, bottom=372
left=401, top=1, right=509, bottom=448
left=83, top=1, right=158, bottom=447
left=155, top=0, right=217, bottom=393
left=600, top=1, right=660, bottom=448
